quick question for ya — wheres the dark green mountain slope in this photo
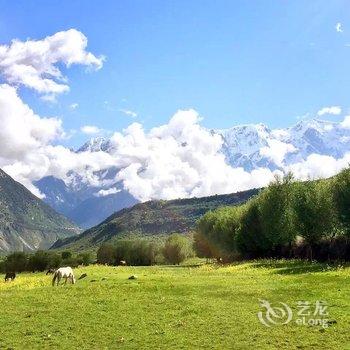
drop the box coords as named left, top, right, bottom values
left=51, top=188, right=259, bottom=251
left=0, top=169, right=81, bottom=253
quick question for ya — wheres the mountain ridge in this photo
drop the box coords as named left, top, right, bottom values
left=0, top=168, right=81, bottom=253
left=51, top=188, right=259, bottom=251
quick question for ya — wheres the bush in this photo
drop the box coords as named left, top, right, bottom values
left=163, top=234, right=193, bottom=264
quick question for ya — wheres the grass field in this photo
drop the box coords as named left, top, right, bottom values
left=0, top=260, right=349, bottom=350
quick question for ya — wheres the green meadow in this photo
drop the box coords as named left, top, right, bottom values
left=0, top=260, right=349, bottom=350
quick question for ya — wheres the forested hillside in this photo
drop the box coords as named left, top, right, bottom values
left=51, top=188, right=259, bottom=251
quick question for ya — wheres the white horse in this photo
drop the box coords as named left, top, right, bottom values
left=52, top=267, right=76, bottom=286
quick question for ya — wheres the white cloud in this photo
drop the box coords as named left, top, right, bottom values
left=107, top=109, right=280, bottom=201
left=94, top=188, right=121, bottom=197
left=317, top=106, right=342, bottom=116
left=69, top=103, right=79, bottom=110
left=0, top=29, right=104, bottom=99
left=0, top=84, right=63, bottom=160
left=81, top=125, right=102, bottom=135
left=0, top=83, right=349, bottom=203
left=341, top=115, right=350, bottom=128
left=119, top=109, right=137, bottom=118
left=288, top=153, right=350, bottom=180
left=336, top=22, right=343, bottom=33
left=260, top=140, right=296, bottom=167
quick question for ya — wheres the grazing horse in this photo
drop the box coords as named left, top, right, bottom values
left=5, top=272, right=16, bottom=281
left=52, top=267, right=76, bottom=286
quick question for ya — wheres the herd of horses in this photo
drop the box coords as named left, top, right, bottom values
left=4, top=267, right=76, bottom=286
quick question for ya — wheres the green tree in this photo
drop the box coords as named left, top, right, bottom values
left=333, top=167, right=350, bottom=235
left=163, top=234, right=193, bottom=264
left=236, top=199, right=265, bottom=257
left=61, top=251, right=72, bottom=260
left=4, top=252, right=28, bottom=272
left=193, top=231, right=214, bottom=260
left=97, top=244, right=115, bottom=265
left=292, top=180, right=336, bottom=259
left=28, top=250, right=50, bottom=272
left=258, top=174, right=296, bottom=250
left=77, top=252, right=93, bottom=266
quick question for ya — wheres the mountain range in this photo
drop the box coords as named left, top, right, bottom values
left=0, top=169, right=80, bottom=253
left=51, top=188, right=258, bottom=251
left=35, top=117, right=350, bottom=229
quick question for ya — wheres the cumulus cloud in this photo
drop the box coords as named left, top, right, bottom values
left=336, top=22, right=343, bottom=33
left=94, top=188, right=121, bottom=197
left=260, top=140, right=296, bottom=167
left=0, top=29, right=104, bottom=99
left=287, top=153, right=350, bottom=180
left=2, top=98, right=350, bottom=202
left=106, top=110, right=280, bottom=201
left=317, top=106, right=342, bottom=116
left=0, top=84, right=118, bottom=195
left=0, top=84, right=63, bottom=160
left=119, top=109, right=137, bottom=118
left=81, top=125, right=102, bottom=135
left=341, top=115, right=350, bottom=128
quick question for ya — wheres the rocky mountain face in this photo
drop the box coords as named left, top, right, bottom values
left=0, top=168, right=80, bottom=253
left=35, top=173, right=138, bottom=229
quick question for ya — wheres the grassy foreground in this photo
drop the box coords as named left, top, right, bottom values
left=0, top=260, right=349, bottom=350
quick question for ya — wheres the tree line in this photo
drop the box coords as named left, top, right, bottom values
left=194, top=168, right=350, bottom=262
left=0, top=250, right=93, bottom=273
left=97, top=234, right=194, bottom=266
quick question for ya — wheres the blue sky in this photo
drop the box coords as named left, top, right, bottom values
left=1, top=0, right=350, bottom=148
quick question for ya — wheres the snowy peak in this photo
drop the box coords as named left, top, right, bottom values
left=77, top=137, right=110, bottom=153
left=216, top=118, right=350, bottom=170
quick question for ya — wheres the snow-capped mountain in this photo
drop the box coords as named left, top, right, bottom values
left=217, top=118, right=350, bottom=171
left=37, top=117, right=350, bottom=229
